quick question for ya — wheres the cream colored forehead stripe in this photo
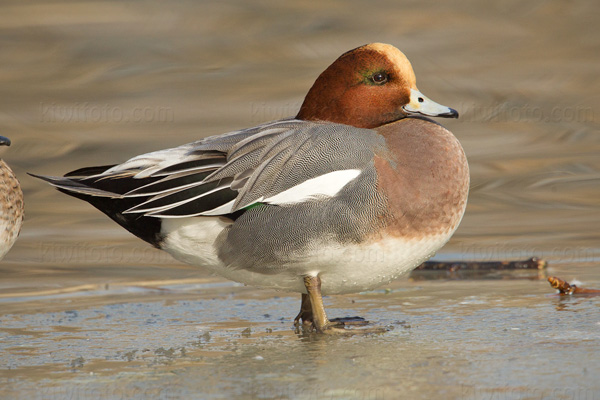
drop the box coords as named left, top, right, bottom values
left=367, top=43, right=416, bottom=86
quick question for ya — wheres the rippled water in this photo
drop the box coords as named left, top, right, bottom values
left=1, top=1, right=599, bottom=399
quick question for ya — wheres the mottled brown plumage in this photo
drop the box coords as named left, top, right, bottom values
left=0, top=137, right=24, bottom=260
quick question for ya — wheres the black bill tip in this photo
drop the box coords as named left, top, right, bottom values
left=440, top=108, right=459, bottom=119
left=0, top=136, right=11, bottom=146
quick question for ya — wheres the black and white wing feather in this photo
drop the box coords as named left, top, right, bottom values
left=31, top=119, right=383, bottom=246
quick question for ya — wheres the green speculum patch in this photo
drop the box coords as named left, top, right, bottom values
left=243, top=202, right=265, bottom=211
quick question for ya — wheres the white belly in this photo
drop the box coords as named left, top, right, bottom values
left=161, top=217, right=452, bottom=295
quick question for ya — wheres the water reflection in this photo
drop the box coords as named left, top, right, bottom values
left=553, top=295, right=598, bottom=312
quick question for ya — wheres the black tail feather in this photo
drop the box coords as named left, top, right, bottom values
left=57, top=188, right=164, bottom=248
left=29, top=172, right=164, bottom=247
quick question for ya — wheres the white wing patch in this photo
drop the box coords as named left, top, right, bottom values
left=199, top=199, right=236, bottom=216
left=257, top=169, right=361, bottom=206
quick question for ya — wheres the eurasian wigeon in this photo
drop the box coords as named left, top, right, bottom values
left=0, top=136, right=24, bottom=260
left=33, top=43, right=469, bottom=332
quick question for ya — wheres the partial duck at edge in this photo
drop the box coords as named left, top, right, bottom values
left=0, top=136, right=24, bottom=261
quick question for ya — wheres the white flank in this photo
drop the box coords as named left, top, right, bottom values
left=161, top=217, right=230, bottom=268
left=161, top=225, right=453, bottom=295
left=262, top=169, right=361, bottom=206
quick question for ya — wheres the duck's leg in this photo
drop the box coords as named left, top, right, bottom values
left=298, top=275, right=384, bottom=334
left=303, top=275, right=331, bottom=333
left=294, top=293, right=314, bottom=328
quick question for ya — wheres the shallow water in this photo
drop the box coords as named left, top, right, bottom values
left=1, top=0, right=599, bottom=399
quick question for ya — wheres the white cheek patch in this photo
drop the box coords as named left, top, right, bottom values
left=257, top=169, right=362, bottom=206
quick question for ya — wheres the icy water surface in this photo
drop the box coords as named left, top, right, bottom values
left=1, top=0, right=599, bottom=399
left=2, top=265, right=600, bottom=399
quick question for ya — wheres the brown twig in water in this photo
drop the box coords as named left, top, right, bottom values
left=416, top=257, right=547, bottom=272
left=548, top=276, right=600, bottom=295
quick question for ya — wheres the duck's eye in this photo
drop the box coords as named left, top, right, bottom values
left=371, top=72, right=388, bottom=84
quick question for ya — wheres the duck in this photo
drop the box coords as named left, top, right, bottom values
left=0, top=136, right=24, bottom=260
left=32, top=43, right=469, bottom=332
